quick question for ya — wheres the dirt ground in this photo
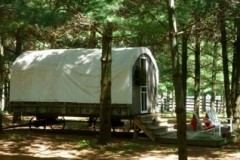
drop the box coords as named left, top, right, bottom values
left=1, top=115, right=240, bottom=160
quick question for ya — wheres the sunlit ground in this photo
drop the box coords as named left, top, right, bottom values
left=1, top=114, right=240, bottom=159
left=0, top=129, right=240, bottom=160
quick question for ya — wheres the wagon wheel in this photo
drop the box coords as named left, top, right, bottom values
left=29, top=116, right=46, bottom=131
left=112, top=119, right=133, bottom=133
left=50, top=116, right=65, bottom=130
left=123, top=119, right=133, bottom=133
left=93, top=117, right=99, bottom=132
left=93, top=118, right=133, bottom=132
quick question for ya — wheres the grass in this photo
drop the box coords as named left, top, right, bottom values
left=0, top=132, right=26, bottom=141
left=9, top=133, right=26, bottom=141
left=75, top=137, right=178, bottom=157
left=76, top=139, right=141, bottom=150
left=77, top=139, right=97, bottom=148
left=122, top=142, right=140, bottom=151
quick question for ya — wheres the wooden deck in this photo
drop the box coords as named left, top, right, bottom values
left=155, top=131, right=234, bottom=147
left=132, top=114, right=235, bottom=147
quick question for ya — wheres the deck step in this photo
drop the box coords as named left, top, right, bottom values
left=137, top=114, right=168, bottom=122
left=154, top=130, right=174, bottom=136
left=134, top=114, right=174, bottom=141
left=146, top=123, right=174, bottom=130
left=153, top=127, right=175, bottom=135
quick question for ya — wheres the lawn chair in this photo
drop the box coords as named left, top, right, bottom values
left=190, top=111, right=216, bottom=138
left=206, top=107, right=233, bottom=137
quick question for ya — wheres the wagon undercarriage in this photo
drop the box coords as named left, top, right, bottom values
left=29, top=115, right=65, bottom=131
left=9, top=102, right=134, bottom=132
left=10, top=102, right=130, bottom=116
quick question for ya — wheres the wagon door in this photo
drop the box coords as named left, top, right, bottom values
left=139, top=57, right=148, bottom=113
left=132, top=55, right=151, bottom=114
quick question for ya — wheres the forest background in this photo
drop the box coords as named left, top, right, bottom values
left=1, top=0, right=240, bottom=120
left=0, top=0, right=240, bottom=159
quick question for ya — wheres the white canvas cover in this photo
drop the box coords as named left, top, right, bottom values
left=10, top=47, right=158, bottom=104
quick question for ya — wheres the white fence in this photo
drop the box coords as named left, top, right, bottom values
left=157, top=95, right=225, bottom=113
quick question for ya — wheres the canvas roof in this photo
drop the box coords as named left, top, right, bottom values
left=10, top=47, right=158, bottom=104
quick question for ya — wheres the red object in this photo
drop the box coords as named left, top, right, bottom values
left=203, top=113, right=210, bottom=126
left=191, top=114, right=197, bottom=131
left=203, top=113, right=215, bottom=130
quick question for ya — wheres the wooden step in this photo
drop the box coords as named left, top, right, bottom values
left=153, top=120, right=169, bottom=126
left=147, top=123, right=174, bottom=130
left=134, top=118, right=155, bottom=141
left=141, top=119, right=154, bottom=124
left=136, top=114, right=162, bottom=122
left=133, top=114, right=175, bottom=141
left=154, top=130, right=174, bottom=136
left=141, top=118, right=169, bottom=127
left=154, top=126, right=174, bottom=133
left=146, top=124, right=162, bottom=130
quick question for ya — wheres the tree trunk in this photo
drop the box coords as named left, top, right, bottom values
left=88, top=24, right=97, bottom=48
left=0, top=37, right=3, bottom=133
left=0, top=36, right=3, bottom=102
left=0, top=113, right=2, bottom=133
left=166, top=0, right=187, bottom=159
left=219, top=0, right=231, bottom=118
left=232, top=17, right=240, bottom=122
left=182, top=33, right=188, bottom=106
left=194, top=36, right=201, bottom=115
left=210, top=42, right=218, bottom=109
left=97, top=23, right=113, bottom=145
left=192, top=10, right=201, bottom=115
left=15, top=29, right=23, bottom=56
left=12, top=28, right=23, bottom=123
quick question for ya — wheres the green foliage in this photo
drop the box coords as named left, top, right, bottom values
left=0, top=0, right=239, bottom=99
left=77, top=139, right=97, bottom=148
left=83, top=0, right=124, bottom=25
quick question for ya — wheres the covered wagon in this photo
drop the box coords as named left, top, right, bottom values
left=9, top=47, right=159, bottom=121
